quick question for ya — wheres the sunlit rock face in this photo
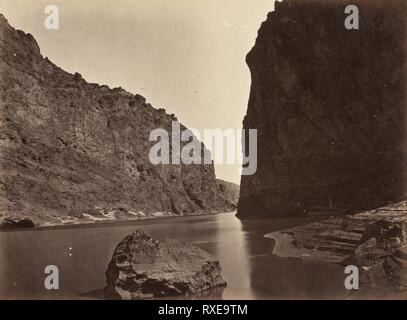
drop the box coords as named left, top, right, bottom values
left=238, top=0, right=407, bottom=218
left=0, top=14, right=236, bottom=225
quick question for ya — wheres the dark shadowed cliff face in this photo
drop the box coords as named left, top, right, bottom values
left=238, top=0, right=407, bottom=218
left=0, top=14, right=235, bottom=225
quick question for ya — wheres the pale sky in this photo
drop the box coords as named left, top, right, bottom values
left=1, top=0, right=275, bottom=184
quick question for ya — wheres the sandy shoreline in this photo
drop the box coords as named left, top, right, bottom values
left=0, top=211, right=236, bottom=232
left=265, top=231, right=344, bottom=263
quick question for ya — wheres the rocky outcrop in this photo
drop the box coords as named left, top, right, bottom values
left=0, top=14, right=235, bottom=226
left=267, top=202, right=407, bottom=263
left=238, top=0, right=407, bottom=218
left=104, top=230, right=226, bottom=299
left=266, top=202, right=407, bottom=296
left=216, top=179, right=240, bottom=209
left=1, top=217, right=35, bottom=228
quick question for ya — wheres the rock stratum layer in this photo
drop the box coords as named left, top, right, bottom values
left=0, top=14, right=236, bottom=226
left=266, top=202, right=407, bottom=298
left=104, top=231, right=226, bottom=299
left=238, top=0, right=407, bottom=218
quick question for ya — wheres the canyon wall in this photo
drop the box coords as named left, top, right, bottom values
left=0, top=14, right=235, bottom=225
left=217, top=179, right=240, bottom=208
left=238, top=0, right=407, bottom=218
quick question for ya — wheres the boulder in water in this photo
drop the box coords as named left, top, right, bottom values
left=104, top=230, right=226, bottom=300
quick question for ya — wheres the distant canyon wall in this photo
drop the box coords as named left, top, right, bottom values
left=238, top=0, right=407, bottom=218
left=0, top=14, right=236, bottom=225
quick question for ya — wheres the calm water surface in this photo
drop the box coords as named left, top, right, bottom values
left=0, top=213, right=351, bottom=299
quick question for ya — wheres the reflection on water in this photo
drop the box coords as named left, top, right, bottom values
left=239, top=219, right=349, bottom=299
left=214, top=215, right=254, bottom=299
left=0, top=213, right=350, bottom=300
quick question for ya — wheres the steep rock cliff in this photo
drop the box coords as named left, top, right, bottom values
left=238, top=0, right=407, bottom=218
left=217, top=179, right=240, bottom=208
left=0, top=14, right=235, bottom=225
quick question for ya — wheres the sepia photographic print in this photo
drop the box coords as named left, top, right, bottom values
left=0, top=0, right=406, bottom=307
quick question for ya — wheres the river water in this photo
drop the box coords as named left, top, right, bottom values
left=0, top=213, right=351, bottom=300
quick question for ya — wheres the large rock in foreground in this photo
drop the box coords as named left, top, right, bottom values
left=104, top=231, right=226, bottom=300
left=238, top=0, right=407, bottom=218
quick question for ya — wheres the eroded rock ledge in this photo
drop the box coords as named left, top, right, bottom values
left=266, top=202, right=407, bottom=297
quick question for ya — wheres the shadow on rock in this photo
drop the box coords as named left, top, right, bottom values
left=103, top=230, right=226, bottom=300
